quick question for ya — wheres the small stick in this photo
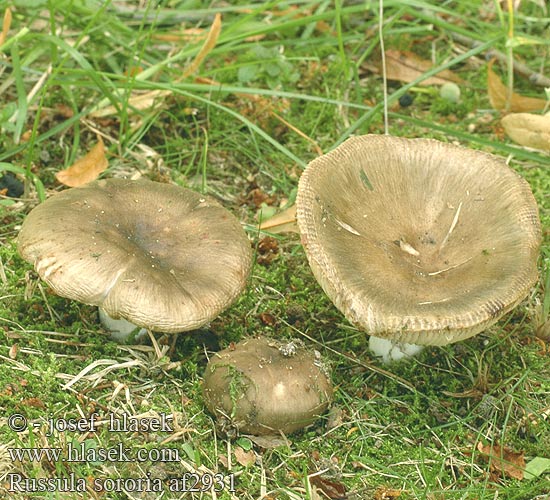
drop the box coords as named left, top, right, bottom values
left=427, top=256, right=473, bottom=276
left=449, top=31, right=550, bottom=87
left=439, top=201, right=462, bottom=252
left=379, top=0, right=389, bottom=134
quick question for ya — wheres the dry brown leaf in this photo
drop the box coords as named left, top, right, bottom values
left=234, top=446, right=256, bottom=467
left=259, top=204, right=298, bottom=234
left=257, top=236, right=279, bottom=266
left=153, top=28, right=207, bottom=43
left=487, top=59, right=547, bottom=112
left=90, top=90, right=170, bottom=118
left=383, top=49, right=463, bottom=86
left=181, top=13, right=222, bottom=79
left=217, top=454, right=229, bottom=468
left=374, top=486, right=402, bottom=500
left=21, top=397, right=46, bottom=409
left=309, top=475, right=347, bottom=499
left=55, top=137, right=108, bottom=187
left=501, top=112, right=550, bottom=150
left=442, top=388, right=484, bottom=398
left=0, top=7, right=12, bottom=47
left=9, top=344, right=18, bottom=360
left=248, top=434, right=288, bottom=449
left=477, top=441, right=525, bottom=480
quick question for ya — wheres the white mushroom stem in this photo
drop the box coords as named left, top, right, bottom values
left=99, top=308, right=147, bottom=342
left=368, top=336, right=424, bottom=364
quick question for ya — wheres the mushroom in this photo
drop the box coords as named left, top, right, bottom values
left=296, top=135, right=541, bottom=362
left=203, top=337, right=333, bottom=435
left=17, top=178, right=252, bottom=338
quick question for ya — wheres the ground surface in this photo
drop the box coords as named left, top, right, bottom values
left=0, top=1, right=549, bottom=499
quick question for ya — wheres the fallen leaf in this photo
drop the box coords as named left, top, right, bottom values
left=20, top=397, right=46, bottom=409
left=259, top=311, right=277, bottom=326
left=487, top=59, right=547, bottom=112
left=55, top=137, right=108, bottom=187
left=153, top=28, right=207, bottom=43
left=0, top=7, right=12, bottom=47
left=381, top=49, right=463, bottom=86
left=248, top=187, right=276, bottom=208
left=181, top=13, right=222, bottom=78
left=374, top=486, right=402, bottom=500
left=259, top=204, right=298, bottom=234
left=501, top=112, right=550, bottom=150
left=326, top=406, right=344, bottom=430
left=8, top=344, right=18, bottom=360
left=90, top=89, right=171, bottom=118
left=248, top=434, right=288, bottom=449
left=477, top=441, right=525, bottom=480
left=54, top=103, right=74, bottom=119
left=234, top=446, right=256, bottom=467
left=524, top=456, right=550, bottom=480
left=257, top=236, right=279, bottom=266
left=217, top=454, right=229, bottom=468
left=309, top=475, right=347, bottom=499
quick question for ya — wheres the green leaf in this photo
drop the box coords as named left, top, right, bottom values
left=265, top=63, right=282, bottom=78
left=236, top=437, right=253, bottom=451
left=360, top=169, right=374, bottom=191
left=0, top=103, right=17, bottom=124
left=253, top=45, right=274, bottom=60
left=180, top=442, right=196, bottom=462
left=524, top=456, right=550, bottom=480
left=258, top=204, right=277, bottom=223
left=238, top=64, right=259, bottom=83
left=82, top=438, right=103, bottom=466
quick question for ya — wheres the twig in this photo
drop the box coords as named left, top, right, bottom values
left=448, top=31, right=550, bottom=87
left=505, top=0, right=515, bottom=112
left=379, top=0, right=389, bottom=134
left=439, top=201, right=462, bottom=252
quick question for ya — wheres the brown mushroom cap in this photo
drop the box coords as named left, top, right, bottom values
left=297, top=135, right=541, bottom=345
left=203, top=337, right=333, bottom=435
left=18, top=178, right=252, bottom=333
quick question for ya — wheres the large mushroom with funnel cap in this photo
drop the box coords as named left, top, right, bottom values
left=296, top=135, right=541, bottom=362
left=17, top=178, right=252, bottom=340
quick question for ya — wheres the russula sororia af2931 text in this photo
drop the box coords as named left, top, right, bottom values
left=17, top=178, right=252, bottom=340
left=203, top=337, right=333, bottom=435
left=296, top=135, right=541, bottom=362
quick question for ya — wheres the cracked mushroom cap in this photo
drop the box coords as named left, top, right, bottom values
left=297, top=135, right=541, bottom=345
left=18, top=178, right=252, bottom=333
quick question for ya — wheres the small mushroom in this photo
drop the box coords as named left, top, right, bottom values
left=203, top=337, right=333, bottom=435
left=17, top=178, right=252, bottom=338
left=296, top=135, right=541, bottom=362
